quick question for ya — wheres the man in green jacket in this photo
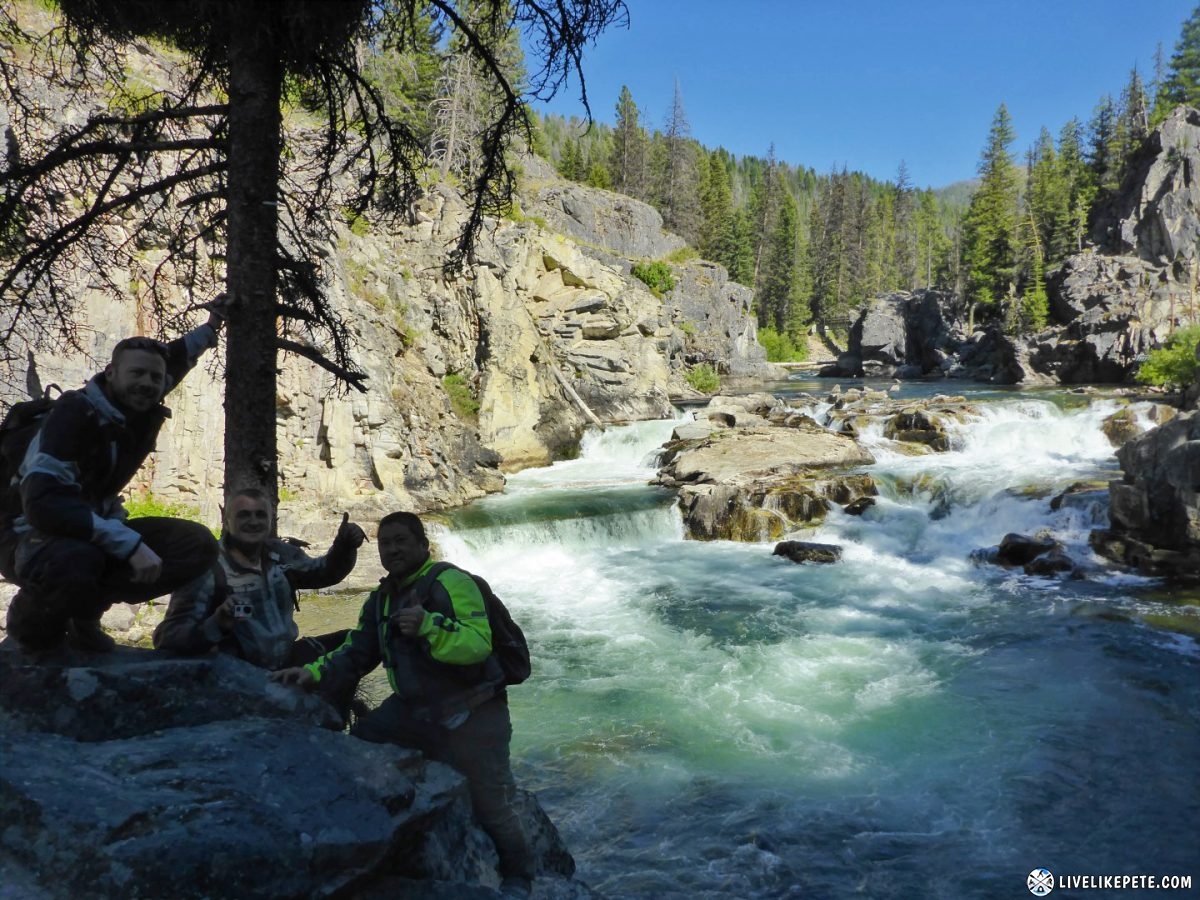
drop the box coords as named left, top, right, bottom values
left=271, top=511, right=535, bottom=898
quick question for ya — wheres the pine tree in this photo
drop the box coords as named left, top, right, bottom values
left=748, top=145, right=780, bottom=292
left=961, top=104, right=1020, bottom=309
left=807, top=168, right=849, bottom=322
left=1113, top=68, right=1150, bottom=184
left=893, top=161, right=918, bottom=290
left=1019, top=213, right=1050, bottom=333
left=1156, top=5, right=1200, bottom=116
left=557, top=139, right=582, bottom=180
left=1025, top=127, right=1072, bottom=266
left=867, top=187, right=895, bottom=297
left=727, top=207, right=756, bottom=285
left=430, top=0, right=528, bottom=184
left=656, top=79, right=701, bottom=243
left=609, top=85, right=647, bottom=199
left=699, top=149, right=736, bottom=269
left=1087, top=95, right=1121, bottom=195
left=586, top=158, right=612, bottom=189
left=915, top=189, right=951, bottom=288
left=757, top=175, right=801, bottom=331
left=1057, top=118, right=1094, bottom=254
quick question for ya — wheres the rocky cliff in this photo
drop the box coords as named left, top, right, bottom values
left=0, top=27, right=767, bottom=549
left=823, top=107, right=1200, bottom=387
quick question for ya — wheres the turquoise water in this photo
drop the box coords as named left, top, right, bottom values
left=438, top=385, right=1200, bottom=899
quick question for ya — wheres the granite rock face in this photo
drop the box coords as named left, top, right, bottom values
left=1092, top=409, right=1200, bottom=576
left=1, top=12, right=762, bottom=550
left=1094, top=105, right=1200, bottom=263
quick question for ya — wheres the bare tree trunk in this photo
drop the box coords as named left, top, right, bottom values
left=225, top=7, right=283, bottom=509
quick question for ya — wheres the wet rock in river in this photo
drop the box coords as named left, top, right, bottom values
left=773, top=541, right=843, bottom=564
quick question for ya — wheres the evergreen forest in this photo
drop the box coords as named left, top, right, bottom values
left=531, top=7, right=1200, bottom=360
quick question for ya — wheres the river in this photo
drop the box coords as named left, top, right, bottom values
left=340, top=377, right=1200, bottom=898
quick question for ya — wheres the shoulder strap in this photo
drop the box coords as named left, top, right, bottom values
left=208, top=557, right=230, bottom=615
left=414, top=561, right=456, bottom=599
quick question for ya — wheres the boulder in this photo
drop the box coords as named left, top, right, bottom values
left=994, top=533, right=1062, bottom=567
left=0, top=646, right=592, bottom=899
left=883, top=408, right=951, bottom=452
left=828, top=289, right=967, bottom=378
left=1023, top=550, right=1078, bottom=577
left=773, top=541, right=843, bottom=564
left=1095, top=410, right=1200, bottom=576
left=656, top=409, right=877, bottom=541
left=658, top=424, right=874, bottom=487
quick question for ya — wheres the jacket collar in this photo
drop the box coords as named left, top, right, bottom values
left=84, top=373, right=172, bottom=426
left=380, top=554, right=435, bottom=595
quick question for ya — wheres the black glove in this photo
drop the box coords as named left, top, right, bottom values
left=335, top=512, right=366, bottom=549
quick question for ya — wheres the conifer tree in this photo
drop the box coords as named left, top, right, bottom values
left=867, top=187, right=895, bottom=297
left=915, top=189, right=951, bottom=288
left=757, top=175, right=801, bottom=332
left=1155, top=4, right=1200, bottom=117
left=655, top=79, right=701, bottom=243
left=1025, top=127, right=1072, bottom=266
left=1057, top=118, right=1094, bottom=253
left=1087, top=95, right=1121, bottom=195
left=557, top=139, right=582, bottom=180
left=699, top=149, right=735, bottom=270
left=586, top=157, right=612, bottom=189
left=727, top=207, right=756, bottom=285
left=748, top=145, right=780, bottom=291
left=807, top=168, right=849, bottom=322
left=431, top=0, right=528, bottom=184
left=1119, top=67, right=1150, bottom=149
left=609, top=85, right=647, bottom=198
left=893, top=161, right=918, bottom=290
left=961, top=103, right=1020, bottom=309
left=1019, top=212, right=1050, bottom=333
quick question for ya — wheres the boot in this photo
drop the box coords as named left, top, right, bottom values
left=66, top=617, right=116, bottom=653
left=499, top=876, right=532, bottom=898
left=5, top=590, right=67, bottom=651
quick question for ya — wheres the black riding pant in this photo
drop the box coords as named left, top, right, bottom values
left=5, top=516, right=217, bottom=648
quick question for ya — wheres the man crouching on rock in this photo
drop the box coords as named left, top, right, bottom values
left=1, top=299, right=229, bottom=654
left=271, top=511, right=535, bottom=898
left=153, top=488, right=366, bottom=712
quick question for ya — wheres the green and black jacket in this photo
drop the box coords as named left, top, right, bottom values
left=306, top=556, right=498, bottom=714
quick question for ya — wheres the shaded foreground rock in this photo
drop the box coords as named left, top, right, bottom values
left=0, top=647, right=594, bottom=899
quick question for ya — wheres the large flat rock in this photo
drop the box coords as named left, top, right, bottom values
left=663, top=424, right=874, bottom=486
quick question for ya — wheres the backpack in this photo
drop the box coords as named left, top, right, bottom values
left=0, top=385, right=61, bottom=521
left=416, top=561, right=531, bottom=687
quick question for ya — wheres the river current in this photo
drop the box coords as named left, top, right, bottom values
left=401, top=378, right=1199, bottom=898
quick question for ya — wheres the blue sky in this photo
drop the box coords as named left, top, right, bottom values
left=531, top=1, right=1196, bottom=189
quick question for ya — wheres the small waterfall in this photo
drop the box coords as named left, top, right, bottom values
left=418, top=389, right=1197, bottom=900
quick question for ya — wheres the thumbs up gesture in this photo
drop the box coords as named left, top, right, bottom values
left=335, top=511, right=366, bottom=549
